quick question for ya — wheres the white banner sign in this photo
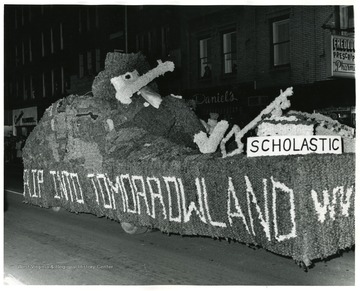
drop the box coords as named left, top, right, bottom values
left=247, top=136, right=342, bottom=157
left=13, top=106, right=38, bottom=126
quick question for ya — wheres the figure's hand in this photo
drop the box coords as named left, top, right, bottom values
left=138, top=86, right=162, bottom=109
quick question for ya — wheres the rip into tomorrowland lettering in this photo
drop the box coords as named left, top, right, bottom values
left=23, top=169, right=353, bottom=243
left=193, top=90, right=238, bottom=105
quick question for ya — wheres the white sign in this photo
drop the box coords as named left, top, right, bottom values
left=13, top=106, right=38, bottom=126
left=247, top=136, right=342, bottom=157
left=331, top=35, right=355, bottom=78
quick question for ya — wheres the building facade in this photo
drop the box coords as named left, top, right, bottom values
left=4, top=5, right=127, bottom=136
left=176, top=6, right=355, bottom=125
left=4, top=5, right=355, bottom=137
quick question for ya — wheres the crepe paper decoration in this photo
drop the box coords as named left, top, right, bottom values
left=137, top=86, right=163, bottom=109
left=221, top=87, right=294, bottom=158
left=194, top=120, right=229, bottom=154
left=111, top=60, right=175, bottom=106
left=22, top=153, right=355, bottom=268
left=22, top=52, right=355, bottom=269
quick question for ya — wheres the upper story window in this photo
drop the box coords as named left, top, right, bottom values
left=161, top=25, right=170, bottom=57
left=79, top=53, right=84, bottom=78
left=339, top=5, right=354, bottom=35
left=136, top=33, right=149, bottom=54
left=29, top=37, right=32, bottom=62
left=21, top=41, right=25, bottom=64
left=28, top=6, right=32, bottom=22
left=14, top=8, right=18, bottom=29
left=21, top=6, right=24, bottom=26
left=15, top=45, right=19, bottom=66
left=95, top=7, right=99, bottom=28
left=222, top=31, right=237, bottom=74
left=41, top=32, right=45, bottom=57
left=272, top=17, right=290, bottom=67
left=60, top=23, right=64, bottom=50
left=95, top=49, right=101, bottom=73
left=199, top=37, right=212, bottom=79
left=50, top=27, right=54, bottom=54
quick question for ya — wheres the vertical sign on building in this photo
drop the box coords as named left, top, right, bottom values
left=331, top=35, right=355, bottom=78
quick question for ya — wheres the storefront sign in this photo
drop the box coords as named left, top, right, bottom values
left=247, top=136, right=342, bottom=157
left=13, top=106, right=38, bottom=127
left=331, top=35, right=355, bottom=78
left=193, top=90, right=238, bottom=105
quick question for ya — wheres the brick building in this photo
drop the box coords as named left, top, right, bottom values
left=4, top=5, right=127, bottom=136
left=3, top=5, right=355, bottom=137
left=173, top=6, right=355, bottom=125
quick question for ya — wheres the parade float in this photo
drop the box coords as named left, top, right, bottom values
left=22, top=52, right=355, bottom=268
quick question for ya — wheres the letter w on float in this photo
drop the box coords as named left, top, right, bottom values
left=180, top=178, right=207, bottom=224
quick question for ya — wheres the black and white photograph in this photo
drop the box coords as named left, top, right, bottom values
left=2, top=0, right=356, bottom=286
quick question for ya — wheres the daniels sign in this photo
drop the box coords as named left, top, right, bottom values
left=247, top=136, right=342, bottom=157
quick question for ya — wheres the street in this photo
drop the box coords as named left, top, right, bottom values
left=3, top=164, right=355, bottom=285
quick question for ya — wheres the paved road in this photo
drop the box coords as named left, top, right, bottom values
left=4, top=186, right=355, bottom=285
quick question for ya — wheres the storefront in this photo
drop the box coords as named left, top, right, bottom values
left=183, top=77, right=355, bottom=128
left=182, top=82, right=264, bottom=127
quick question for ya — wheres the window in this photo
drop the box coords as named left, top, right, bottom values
left=30, top=75, right=34, bottom=99
left=86, top=8, right=90, bottom=31
left=41, top=32, right=45, bottom=56
left=95, top=7, right=99, bottom=28
left=16, top=81, right=19, bottom=98
left=42, top=73, right=45, bottom=97
left=248, top=96, right=269, bottom=107
left=340, top=6, right=354, bottom=34
left=29, top=37, right=32, bottom=62
left=21, top=7, right=24, bottom=26
left=79, top=54, right=84, bottom=78
left=50, top=27, right=54, bottom=54
left=95, top=49, right=101, bottom=73
left=53, top=25, right=60, bottom=52
left=161, top=25, right=170, bottom=57
left=148, top=31, right=152, bottom=53
left=22, top=76, right=32, bottom=100
left=15, top=45, right=19, bottom=66
left=61, top=66, right=65, bottom=94
left=222, top=31, right=237, bottom=74
left=199, top=37, right=212, bottom=78
left=44, top=71, right=52, bottom=97
left=14, top=8, right=17, bottom=29
left=137, top=32, right=152, bottom=54
left=79, top=10, right=82, bottom=32
left=21, top=41, right=25, bottom=64
left=32, top=75, right=41, bottom=99
left=23, top=76, right=26, bottom=100
left=272, top=18, right=290, bottom=67
left=52, top=68, right=62, bottom=97
left=60, top=23, right=63, bottom=50
left=51, top=69, right=55, bottom=96
left=87, top=51, right=93, bottom=75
